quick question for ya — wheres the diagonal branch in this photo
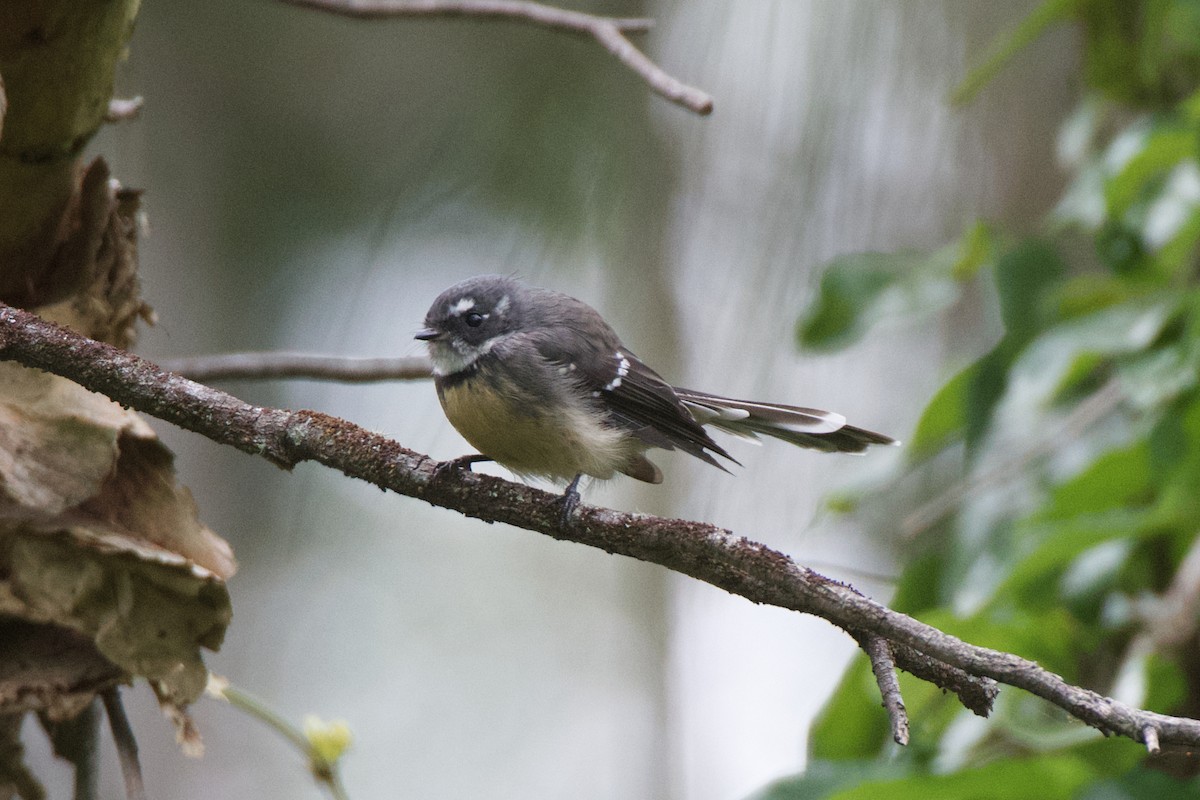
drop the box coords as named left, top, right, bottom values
left=276, top=0, right=714, bottom=115
left=1, top=303, right=1197, bottom=751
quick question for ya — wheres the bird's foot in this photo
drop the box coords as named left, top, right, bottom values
left=433, top=454, right=492, bottom=481
left=557, top=474, right=584, bottom=528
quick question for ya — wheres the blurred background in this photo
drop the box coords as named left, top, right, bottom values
left=22, top=2, right=1080, bottom=798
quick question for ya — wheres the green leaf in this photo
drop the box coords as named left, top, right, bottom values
left=828, top=753, right=1097, bottom=800
left=1150, top=390, right=1200, bottom=526
left=808, top=655, right=890, bottom=761
left=983, top=298, right=1179, bottom=449
left=1104, top=123, right=1195, bottom=218
left=749, top=760, right=910, bottom=800
left=1000, top=510, right=1147, bottom=605
left=797, top=250, right=960, bottom=351
left=1055, top=275, right=1137, bottom=320
left=1078, top=768, right=1200, bottom=800
left=952, top=0, right=1084, bottom=104
left=964, top=340, right=1015, bottom=450
left=798, top=259, right=894, bottom=350
left=953, top=221, right=996, bottom=280
left=993, top=239, right=1066, bottom=342
left=954, top=239, right=1067, bottom=447
left=888, top=551, right=950, bottom=615
left=1151, top=193, right=1200, bottom=277
left=1042, top=443, right=1152, bottom=519
left=1078, top=0, right=1200, bottom=106
left=909, top=364, right=976, bottom=459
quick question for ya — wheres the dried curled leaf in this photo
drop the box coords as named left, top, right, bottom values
left=0, top=363, right=235, bottom=579
left=0, top=361, right=235, bottom=710
left=1, top=155, right=232, bottom=736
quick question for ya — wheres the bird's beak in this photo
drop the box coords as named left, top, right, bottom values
left=414, top=328, right=442, bottom=341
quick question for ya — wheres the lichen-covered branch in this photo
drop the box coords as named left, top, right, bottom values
left=1, top=303, right=1196, bottom=751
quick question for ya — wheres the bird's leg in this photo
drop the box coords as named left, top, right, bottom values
left=433, top=453, right=493, bottom=481
left=558, top=473, right=584, bottom=527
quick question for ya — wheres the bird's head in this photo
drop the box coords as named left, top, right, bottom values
left=416, top=275, right=523, bottom=376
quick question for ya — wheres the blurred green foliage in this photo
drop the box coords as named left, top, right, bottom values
left=778, top=1, right=1200, bottom=797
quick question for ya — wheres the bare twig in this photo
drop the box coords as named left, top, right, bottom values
left=4, top=305, right=1200, bottom=749
left=101, top=689, right=146, bottom=800
left=158, top=352, right=433, bottom=383
left=70, top=705, right=99, bottom=800
left=1143, top=725, right=1161, bottom=754
left=41, top=701, right=100, bottom=800
left=105, top=97, right=144, bottom=123
left=276, top=0, right=714, bottom=115
left=208, top=678, right=351, bottom=800
left=858, top=633, right=909, bottom=746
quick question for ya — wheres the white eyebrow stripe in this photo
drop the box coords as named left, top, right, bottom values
left=450, top=297, right=476, bottom=314
left=494, top=294, right=511, bottom=314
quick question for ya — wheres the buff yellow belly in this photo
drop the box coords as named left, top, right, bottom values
left=437, top=374, right=634, bottom=482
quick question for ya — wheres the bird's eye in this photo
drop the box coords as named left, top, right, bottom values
left=464, top=312, right=485, bottom=327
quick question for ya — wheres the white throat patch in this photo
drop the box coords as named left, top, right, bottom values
left=428, top=332, right=511, bottom=376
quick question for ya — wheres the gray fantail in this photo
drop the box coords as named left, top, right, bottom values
left=416, top=275, right=896, bottom=516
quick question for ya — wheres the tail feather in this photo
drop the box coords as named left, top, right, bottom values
left=676, top=388, right=897, bottom=454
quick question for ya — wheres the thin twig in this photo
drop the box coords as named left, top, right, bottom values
left=858, top=633, right=909, bottom=746
left=101, top=689, right=146, bottom=800
left=105, top=97, right=144, bottom=123
left=210, top=680, right=350, bottom=800
left=4, top=305, right=1200, bottom=748
left=71, top=702, right=100, bottom=800
left=158, top=352, right=433, bottom=383
left=276, top=0, right=714, bottom=115
left=1143, top=725, right=1160, bottom=754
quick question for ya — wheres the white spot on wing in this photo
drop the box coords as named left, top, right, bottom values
left=604, top=352, right=632, bottom=391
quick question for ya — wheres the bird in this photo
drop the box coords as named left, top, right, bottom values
left=416, top=275, right=896, bottom=521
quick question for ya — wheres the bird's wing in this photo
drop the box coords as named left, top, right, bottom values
left=529, top=327, right=735, bottom=470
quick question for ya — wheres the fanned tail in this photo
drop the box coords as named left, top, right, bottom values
left=676, top=388, right=898, bottom=454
